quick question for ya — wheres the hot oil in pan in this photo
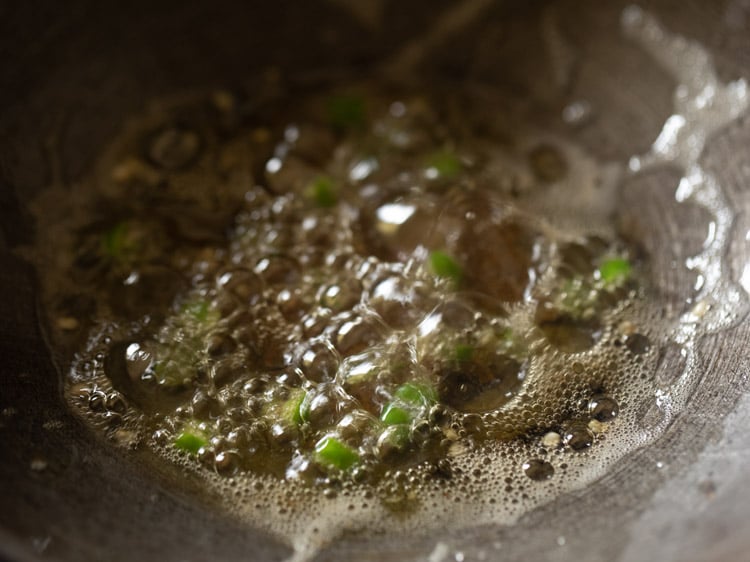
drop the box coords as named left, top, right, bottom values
left=26, top=6, right=749, bottom=558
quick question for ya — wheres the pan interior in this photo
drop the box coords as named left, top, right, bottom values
left=20, top=4, right=749, bottom=558
left=4, top=2, right=750, bottom=561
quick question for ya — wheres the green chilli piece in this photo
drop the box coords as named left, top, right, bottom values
left=426, top=149, right=462, bottom=179
left=314, top=436, right=359, bottom=470
left=428, top=250, right=462, bottom=283
left=152, top=360, right=180, bottom=387
left=305, top=176, right=338, bottom=208
left=298, top=391, right=313, bottom=424
left=174, top=430, right=208, bottom=455
left=101, top=221, right=140, bottom=260
left=326, top=95, right=365, bottom=131
left=378, top=424, right=411, bottom=451
left=394, top=382, right=437, bottom=407
left=266, top=388, right=307, bottom=427
left=150, top=297, right=220, bottom=388
left=182, top=300, right=213, bottom=322
left=597, top=257, right=631, bottom=285
left=286, top=389, right=306, bottom=426
left=453, top=344, right=474, bottom=363
left=497, top=327, right=514, bottom=342
left=380, top=403, right=413, bottom=426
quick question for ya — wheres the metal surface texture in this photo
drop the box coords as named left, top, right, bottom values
left=1, top=1, right=749, bottom=560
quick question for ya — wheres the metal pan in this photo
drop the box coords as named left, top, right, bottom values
left=1, top=1, right=749, bottom=560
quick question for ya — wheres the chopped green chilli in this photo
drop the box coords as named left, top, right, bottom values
left=287, top=390, right=306, bottom=426
left=394, top=383, right=436, bottom=407
left=314, top=436, right=359, bottom=470
left=425, top=149, right=462, bottom=179
left=597, top=257, right=631, bottom=285
left=453, top=344, right=474, bottom=363
left=298, top=392, right=312, bottom=424
left=101, top=221, right=139, bottom=260
left=380, top=403, right=412, bottom=426
left=428, top=250, right=462, bottom=282
left=174, top=430, right=208, bottom=455
left=182, top=300, right=214, bottom=323
left=326, top=95, right=365, bottom=130
left=377, top=424, right=410, bottom=452
left=305, top=176, right=338, bottom=208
